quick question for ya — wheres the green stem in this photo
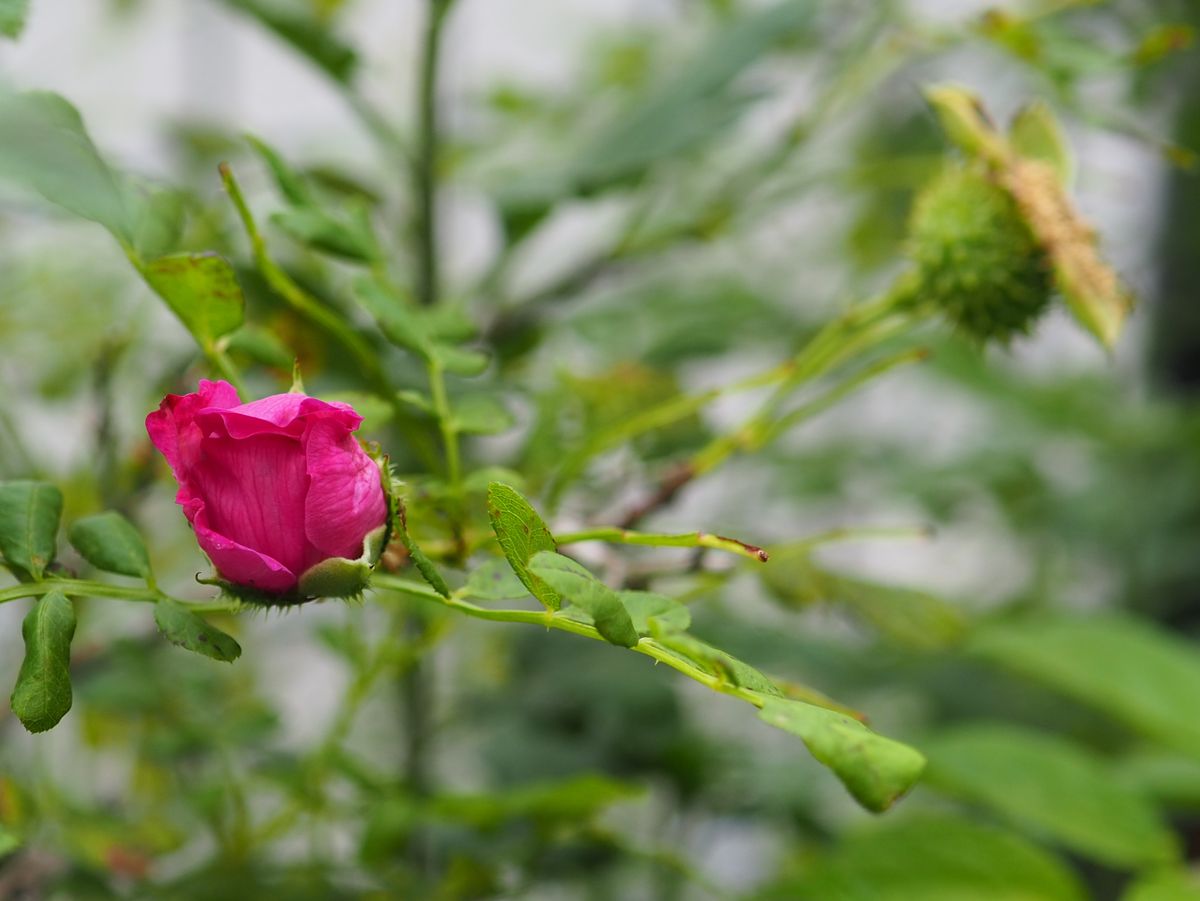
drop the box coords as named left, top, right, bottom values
left=220, top=164, right=380, bottom=376
left=219, top=163, right=441, bottom=469
left=0, top=578, right=240, bottom=614
left=413, top=0, right=452, bottom=308
left=689, top=297, right=916, bottom=476
left=369, top=575, right=767, bottom=710
left=427, top=358, right=461, bottom=491
left=554, top=527, right=769, bottom=563
left=692, top=342, right=925, bottom=475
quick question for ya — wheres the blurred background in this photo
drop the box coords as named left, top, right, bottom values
left=1, top=0, right=1200, bottom=898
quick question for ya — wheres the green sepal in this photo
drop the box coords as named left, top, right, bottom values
left=296, top=524, right=386, bottom=599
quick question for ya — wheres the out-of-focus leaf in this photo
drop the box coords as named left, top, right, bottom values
left=496, top=0, right=816, bottom=225
left=324, top=390, right=393, bottom=432
left=128, top=183, right=188, bottom=259
left=224, top=324, right=294, bottom=370
left=924, top=724, right=1178, bottom=867
left=765, top=815, right=1085, bottom=900
left=451, top=394, right=515, bottom=435
left=1119, top=751, right=1200, bottom=810
left=434, top=344, right=490, bottom=377
left=0, top=91, right=133, bottom=239
left=1123, top=868, right=1200, bottom=901
left=761, top=545, right=965, bottom=649
left=11, top=591, right=76, bottom=733
left=573, top=0, right=816, bottom=189
left=153, top=600, right=242, bottom=662
left=271, top=206, right=377, bottom=262
left=68, top=512, right=152, bottom=580
left=528, top=551, right=638, bottom=647
left=222, top=0, right=358, bottom=82
left=428, top=774, right=641, bottom=827
left=1009, top=101, right=1072, bottom=185
left=970, top=615, right=1200, bottom=756
left=0, top=826, right=18, bottom=857
left=0, top=480, right=62, bottom=581
left=486, top=482, right=559, bottom=610
left=142, top=252, right=245, bottom=348
left=618, top=590, right=690, bottom=635
left=0, top=0, right=29, bottom=39
left=247, top=133, right=313, bottom=206
left=758, top=696, right=925, bottom=812
left=464, top=559, right=529, bottom=600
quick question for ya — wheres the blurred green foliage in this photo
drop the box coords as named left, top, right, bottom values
left=1, top=0, right=1199, bottom=898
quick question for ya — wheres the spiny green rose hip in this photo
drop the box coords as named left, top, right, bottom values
left=908, top=165, right=1053, bottom=342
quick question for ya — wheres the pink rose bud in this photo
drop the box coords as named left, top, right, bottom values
left=146, top=380, right=389, bottom=598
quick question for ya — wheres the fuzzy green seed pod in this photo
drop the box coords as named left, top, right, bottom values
left=907, top=165, right=1053, bottom=342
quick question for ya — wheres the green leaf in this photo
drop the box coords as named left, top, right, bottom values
left=1119, top=750, right=1200, bottom=809
left=486, top=482, right=559, bottom=610
left=0, top=0, right=29, bottom=39
left=68, top=511, right=152, bottom=579
left=572, top=0, right=817, bottom=190
left=11, top=591, right=76, bottom=733
left=761, top=546, right=965, bottom=649
left=758, top=696, right=925, bottom=812
left=225, top=324, right=295, bottom=370
left=463, top=559, right=529, bottom=600
left=654, top=631, right=781, bottom=696
left=142, top=252, right=245, bottom=348
left=924, top=724, right=1178, bottom=868
left=970, top=614, right=1200, bottom=757
left=128, top=182, right=188, bottom=259
left=528, top=551, right=638, bottom=648
left=767, top=815, right=1085, bottom=901
left=0, top=825, right=19, bottom=857
left=618, top=590, right=691, bottom=635
left=0, top=480, right=63, bottom=580
left=451, top=395, right=515, bottom=435
left=0, top=91, right=133, bottom=240
left=222, top=0, right=358, bottom=82
left=271, top=206, right=378, bottom=262
left=246, top=133, right=313, bottom=206
left=433, top=344, right=490, bottom=377
left=1123, top=868, right=1200, bottom=901
left=353, top=277, right=431, bottom=358
left=153, top=599, right=242, bottom=662
left=1009, top=100, right=1072, bottom=184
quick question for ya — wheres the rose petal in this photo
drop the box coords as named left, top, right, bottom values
left=202, top=395, right=362, bottom=440
left=186, top=499, right=298, bottom=593
left=190, top=429, right=311, bottom=576
left=146, top=379, right=240, bottom=491
left=302, top=417, right=388, bottom=563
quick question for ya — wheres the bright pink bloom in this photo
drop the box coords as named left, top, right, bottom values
left=146, top=380, right=388, bottom=595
